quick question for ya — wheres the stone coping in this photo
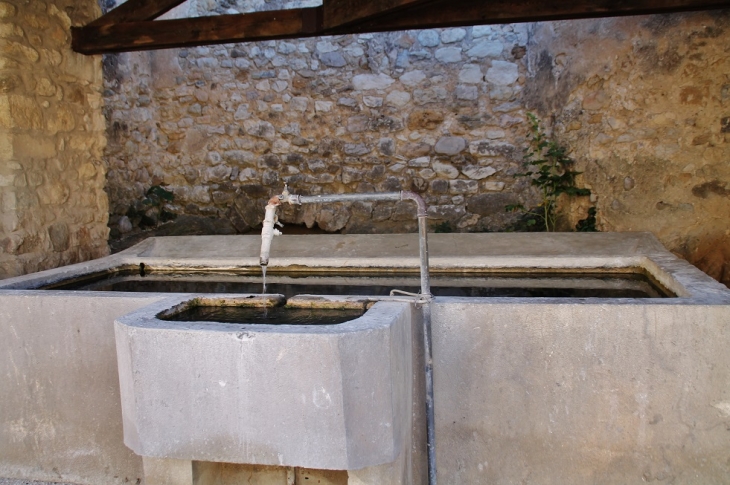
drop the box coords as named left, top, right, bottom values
left=1, top=233, right=728, bottom=304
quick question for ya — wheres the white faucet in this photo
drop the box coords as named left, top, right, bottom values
left=259, top=194, right=283, bottom=266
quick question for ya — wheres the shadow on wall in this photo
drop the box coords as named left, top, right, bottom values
left=687, top=234, right=730, bottom=288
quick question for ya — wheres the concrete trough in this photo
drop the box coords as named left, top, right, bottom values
left=0, top=232, right=729, bottom=484
left=114, top=295, right=413, bottom=471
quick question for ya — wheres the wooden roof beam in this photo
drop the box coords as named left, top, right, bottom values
left=88, top=0, right=188, bottom=27
left=71, top=0, right=730, bottom=55
left=337, top=0, right=730, bottom=33
left=73, top=7, right=323, bottom=54
left=322, top=0, right=437, bottom=30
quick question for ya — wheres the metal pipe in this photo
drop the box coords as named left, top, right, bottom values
left=263, top=185, right=438, bottom=485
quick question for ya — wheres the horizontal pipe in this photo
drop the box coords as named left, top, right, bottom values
left=293, top=192, right=403, bottom=205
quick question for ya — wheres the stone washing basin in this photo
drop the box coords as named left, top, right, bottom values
left=114, top=294, right=414, bottom=471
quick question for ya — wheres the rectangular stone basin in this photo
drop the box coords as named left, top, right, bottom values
left=115, top=294, right=413, bottom=471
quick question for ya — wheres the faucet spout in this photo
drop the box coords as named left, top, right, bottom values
left=259, top=196, right=282, bottom=266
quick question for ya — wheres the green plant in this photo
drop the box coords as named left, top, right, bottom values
left=506, top=113, right=595, bottom=232
left=126, top=185, right=176, bottom=229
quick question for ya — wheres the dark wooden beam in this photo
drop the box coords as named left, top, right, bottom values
left=72, top=0, right=730, bottom=55
left=72, top=7, right=323, bottom=54
left=89, top=0, right=187, bottom=27
left=322, top=0, right=436, bottom=29
left=335, top=0, right=730, bottom=33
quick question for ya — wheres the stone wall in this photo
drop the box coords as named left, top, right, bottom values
left=102, top=3, right=730, bottom=286
left=0, top=0, right=108, bottom=279
left=527, top=11, right=730, bottom=286
left=104, top=1, right=534, bottom=240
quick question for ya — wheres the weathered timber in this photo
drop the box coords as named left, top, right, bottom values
left=339, top=0, right=730, bottom=32
left=89, top=0, right=187, bottom=27
left=72, top=0, right=730, bottom=54
left=73, top=8, right=323, bottom=54
left=322, top=0, right=436, bottom=29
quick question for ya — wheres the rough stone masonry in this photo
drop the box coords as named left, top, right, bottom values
left=0, top=0, right=108, bottom=279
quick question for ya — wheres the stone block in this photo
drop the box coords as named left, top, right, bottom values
left=467, top=40, right=503, bottom=58
left=449, top=179, right=479, bottom=194
left=441, top=28, right=467, bottom=44
left=417, top=30, right=440, bottom=47
left=462, top=165, right=497, bottom=180
left=353, top=73, right=395, bottom=91
left=435, top=47, right=462, bottom=63
left=434, top=136, right=467, bottom=155
left=432, top=160, right=459, bottom=179
left=485, top=61, right=519, bottom=85
left=399, top=70, right=426, bottom=87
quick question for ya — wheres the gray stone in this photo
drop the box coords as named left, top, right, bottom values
left=485, top=61, right=519, bottom=85
left=434, top=136, right=467, bottom=155
left=307, top=100, right=330, bottom=113
left=441, top=28, right=467, bottom=44
left=48, top=222, right=70, bottom=252
left=233, top=105, right=250, bottom=121
left=462, top=165, right=497, bottom=180
left=320, top=51, right=347, bottom=68
left=456, top=85, right=478, bottom=101
left=315, top=40, right=338, bottom=53
left=432, top=160, right=460, bottom=179
left=459, top=64, right=484, bottom=84
left=243, top=120, right=276, bottom=140
left=118, top=216, right=133, bottom=234
left=347, top=115, right=369, bottom=133
left=378, top=138, right=395, bottom=156
left=385, top=90, right=411, bottom=107
left=493, top=101, right=521, bottom=112
left=290, top=97, right=309, bottom=111
left=417, top=30, right=440, bottom=47
left=449, top=179, right=479, bottom=194
left=342, top=166, right=364, bottom=184
left=431, top=179, right=449, bottom=194
left=338, top=97, right=358, bottom=107
left=207, top=151, right=222, bottom=165
left=363, top=96, right=383, bottom=108
left=399, top=70, right=426, bottom=87
left=472, top=25, right=495, bottom=38
left=427, top=204, right=466, bottom=219
left=408, top=156, right=431, bottom=167
left=352, top=73, right=395, bottom=91
left=251, top=70, right=276, bottom=80
left=435, top=47, right=462, bottom=63
left=344, top=143, right=372, bottom=156
left=467, top=40, right=503, bottom=58
left=277, top=42, right=297, bottom=54
left=395, top=50, right=410, bottom=68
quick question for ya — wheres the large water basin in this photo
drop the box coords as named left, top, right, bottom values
left=1, top=232, right=729, bottom=485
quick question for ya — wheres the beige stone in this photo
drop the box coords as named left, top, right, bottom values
left=12, top=134, right=56, bottom=158
left=0, top=2, right=17, bottom=18
left=9, top=95, right=42, bottom=129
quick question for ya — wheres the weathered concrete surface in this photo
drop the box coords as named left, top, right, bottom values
left=115, top=298, right=413, bottom=471
left=432, top=300, right=730, bottom=484
left=0, top=292, right=165, bottom=485
left=0, top=233, right=728, bottom=484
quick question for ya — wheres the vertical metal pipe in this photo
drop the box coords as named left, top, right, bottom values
left=415, top=207, right=436, bottom=485
left=268, top=187, right=438, bottom=485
